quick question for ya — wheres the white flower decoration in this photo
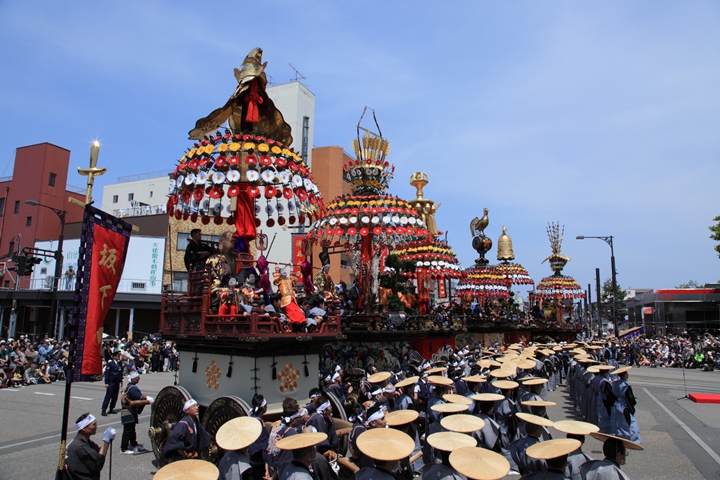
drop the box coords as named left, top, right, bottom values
left=185, top=174, right=196, bottom=185
left=349, top=216, right=357, bottom=223
left=304, top=178, right=313, bottom=191
left=371, top=216, right=380, bottom=224
left=288, top=201, right=295, bottom=211
left=196, top=171, right=209, bottom=184
left=176, top=175, right=185, bottom=186
left=361, top=216, right=370, bottom=224
left=383, top=215, right=392, bottom=224
left=339, top=217, right=348, bottom=225
left=399, top=216, right=408, bottom=225
left=392, top=215, right=400, bottom=223
left=279, top=171, right=291, bottom=184
left=212, top=172, right=226, bottom=184
left=408, top=217, right=417, bottom=225
left=329, top=218, right=338, bottom=225
left=213, top=202, right=222, bottom=212
left=292, top=175, right=303, bottom=187
left=226, top=170, right=240, bottom=182
left=261, top=169, right=275, bottom=183
left=247, top=170, right=260, bottom=182
left=417, top=219, right=425, bottom=227
left=202, top=199, right=210, bottom=211
left=417, top=261, right=424, bottom=267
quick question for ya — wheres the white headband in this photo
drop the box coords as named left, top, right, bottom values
left=128, top=371, right=139, bottom=381
left=324, top=375, right=331, bottom=382
left=383, top=386, right=396, bottom=393
left=310, top=392, right=322, bottom=399
left=317, top=401, right=331, bottom=413
left=332, top=372, right=340, bottom=381
left=76, top=414, right=96, bottom=431
left=366, top=409, right=385, bottom=425
left=335, top=365, right=342, bottom=372
left=371, top=388, right=382, bottom=396
left=284, top=408, right=308, bottom=423
left=253, top=398, right=267, bottom=413
left=183, top=399, right=198, bottom=412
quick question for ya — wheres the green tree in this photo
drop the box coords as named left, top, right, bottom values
left=600, top=278, right=627, bottom=326
left=711, top=216, right=720, bottom=258
left=676, top=280, right=702, bottom=288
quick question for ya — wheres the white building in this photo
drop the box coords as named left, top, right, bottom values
left=267, top=81, right=315, bottom=167
left=101, top=171, right=170, bottom=216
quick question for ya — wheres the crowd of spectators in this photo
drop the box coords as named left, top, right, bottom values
left=0, top=334, right=69, bottom=388
left=101, top=336, right=179, bottom=375
left=615, top=333, right=720, bottom=370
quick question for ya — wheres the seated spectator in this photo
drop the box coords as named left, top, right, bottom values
left=24, top=363, right=39, bottom=385
left=0, top=366, right=8, bottom=388
left=37, top=360, right=53, bottom=383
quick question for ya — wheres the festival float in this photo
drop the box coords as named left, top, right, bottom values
left=152, top=49, right=348, bottom=466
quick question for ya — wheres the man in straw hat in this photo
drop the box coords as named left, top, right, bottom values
left=590, top=366, right=615, bottom=432
left=519, top=378, right=548, bottom=415
left=154, top=459, right=219, bottom=480
left=394, top=375, right=419, bottom=411
left=275, top=432, right=328, bottom=480
left=386, top=409, right=423, bottom=474
left=216, top=417, right=262, bottom=480
left=609, top=366, right=641, bottom=444
left=510, top=413, right=554, bottom=475
left=352, top=403, right=387, bottom=469
left=424, top=432, right=476, bottom=480
left=492, top=379, right=519, bottom=468
left=163, top=398, right=211, bottom=463
left=471, top=393, right=504, bottom=452
left=579, top=432, right=643, bottom=480
left=449, top=446, right=511, bottom=480
left=522, top=438, right=582, bottom=479
left=552, top=420, right=599, bottom=480
left=355, top=428, right=415, bottom=480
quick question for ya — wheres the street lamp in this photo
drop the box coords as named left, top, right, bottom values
left=25, top=200, right=66, bottom=339
left=576, top=235, right=618, bottom=337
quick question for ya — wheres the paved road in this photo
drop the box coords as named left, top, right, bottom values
left=0, top=367, right=719, bottom=479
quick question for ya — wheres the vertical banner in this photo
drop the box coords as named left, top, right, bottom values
left=291, top=233, right=305, bottom=279
left=438, top=278, right=447, bottom=298
left=70, top=206, right=133, bottom=382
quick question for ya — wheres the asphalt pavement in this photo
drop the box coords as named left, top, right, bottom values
left=0, top=367, right=719, bottom=479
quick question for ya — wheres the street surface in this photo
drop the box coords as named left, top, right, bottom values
left=0, top=367, right=719, bottom=479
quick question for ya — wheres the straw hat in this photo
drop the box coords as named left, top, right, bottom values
left=275, top=432, right=328, bottom=450
left=489, top=369, right=514, bottom=379
left=492, top=380, right=519, bottom=390
left=215, top=417, right=262, bottom=451
left=461, top=375, right=487, bottom=383
left=586, top=366, right=601, bottom=374
left=526, top=439, right=581, bottom=460
left=596, top=365, right=615, bottom=371
left=517, top=360, right=537, bottom=370
left=590, top=432, right=645, bottom=451
left=395, top=376, right=419, bottom=388
left=427, top=431, right=477, bottom=451
left=154, top=459, right=219, bottom=480
left=522, top=378, right=548, bottom=386
left=444, top=394, right=473, bottom=405
left=368, top=372, right=392, bottom=384
left=516, top=412, right=554, bottom=428
left=385, top=409, right=419, bottom=427
left=426, top=367, right=447, bottom=375
left=432, top=403, right=468, bottom=413
left=449, top=446, right=511, bottom=480
left=612, top=366, right=632, bottom=375
left=427, top=375, right=454, bottom=386
left=553, top=420, right=599, bottom=436
left=522, top=400, right=556, bottom=407
left=471, top=393, right=504, bottom=402
left=356, top=427, right=415, bottom=461
left=507, top=344, right=522, bottom=350
left=478, top=359, right=501, bottom=369
left=441, top=414, right=485, bottom=433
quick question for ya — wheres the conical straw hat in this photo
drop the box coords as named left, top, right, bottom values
left=553, top=420, right=599, bottom=436
left=215, top=417, right=262, bottom=451
left=441, top=414, right=485, bottom=433
left=432, top=402, right=468, bottom=413
left=368, top=372, right=392, bottom=384
left=427, top=375, right=454, bottom=386
left=426, top=367, right=447, bottom=375
left=522, top=400, right=556, bottom=407
left=489, top=369, right=514, bottom=379
left=385, top=409, right=418, bottom=426
left=461, top=375, right=487, bottom=383
left=586, top=366, right=601, bottom=374
left=154, top=459, right=219, bottom=480
left=443, top=394, right=473, bottom=405
left=478, top=359, right=501, bottom=368
left=395, top=376, right=419, bottom=388
left=356, top=427, right=415, bottom=460
left=471, top=393, right=504, bottom=402
left=449, top=446, right=510, bottom=480
left=516, top=412, right=554, bottom=427
left=427, top=432, right=477, bottom=451
left=517, top=360, right=537, bottom=370
left=612, top=366, right=632, bottom=375
left=526, top=439, right=581, bottom=460
left=590, top=432, right=644, bottom=451
left=522, top=378, right=548, bottom=386
left=276, top=432, right=327, bottom=450
left=492, top=380, right=519, bottom=390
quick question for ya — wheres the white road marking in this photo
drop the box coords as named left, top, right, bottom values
left=34, top=392, right=55, bottom=396
left=643, top=388, right=720, bottom=466
left=71, top=396, right=93, bottom=400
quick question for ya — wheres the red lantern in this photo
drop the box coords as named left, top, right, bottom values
left=360, top=227, right=369, bottom=236
left=265, top=186, right=277, bottom=198
left=227, top=185, right=240, bottom=197
left=246, top=155, right=257, bottom=165
left=373, top=226, right=382, bottom=235
left=348, top=227, right=357, bottom=236
left=193, top=187, right=204, bottom=201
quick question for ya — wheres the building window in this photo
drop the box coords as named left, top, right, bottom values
left=128, top=193, right=134, bottom=201
left=302, top=116, right=310, bottom=164
left=3, top=281, right=8, bottom=288
left=14, top=201, right=19, bottom=214
left=8, top=241, right=14, bottom=255
left=177, top=232, right=220, bottom=251
left=0, top=197, right=5, bottom=217
left=149, top=191, right=153, bottom=198
left=49, top=173, right=57, bottom=186
left=26, top=216, right=32, bottom=226
left=112, top=195, right=118, bottom=204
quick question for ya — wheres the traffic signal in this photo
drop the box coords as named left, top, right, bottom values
left=14, top=256, right=25, bottom=275
left=18, top=256, right=41, bottom=276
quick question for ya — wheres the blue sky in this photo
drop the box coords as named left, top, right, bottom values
left=1, top=1, right=719, bottom=294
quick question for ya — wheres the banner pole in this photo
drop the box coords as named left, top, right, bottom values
left=55, top=367, right=74, bottom=478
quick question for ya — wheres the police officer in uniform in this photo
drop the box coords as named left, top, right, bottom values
left=101, top=349, right=123, bottom=416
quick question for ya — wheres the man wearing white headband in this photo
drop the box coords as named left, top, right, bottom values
left=162, top=398, right=210, bottom=463
left=304, top=395, right=337, bottom=454
left=119, top=370, right=154, bottom=455
left=66, top=412, right=116, bottom=480
left=267, top=398, right=308, bottom=475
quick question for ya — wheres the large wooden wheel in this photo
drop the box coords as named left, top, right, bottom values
left=147, top=385, right=192, bottom=466
left=325, top=390, right=350, bottom=456
left=201, top=396, right=252, bottom=464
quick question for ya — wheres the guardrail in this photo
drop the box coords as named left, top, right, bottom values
left=20, top=277, right=161, bottom=293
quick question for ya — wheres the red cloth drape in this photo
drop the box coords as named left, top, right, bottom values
left=244, top=80, right=263, bottom=124
left=234, top=185, right=256, bottom=239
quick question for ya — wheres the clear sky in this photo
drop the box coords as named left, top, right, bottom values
left=1, top=1, right=718, bottom=295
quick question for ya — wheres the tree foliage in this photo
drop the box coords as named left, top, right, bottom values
left=379, top=254, right=416, bottom=312
left=600, top=278, right=627, bottom=324
left=675, top=280, right=702, bottom=289
left=710, top=215, right=720, bottom=258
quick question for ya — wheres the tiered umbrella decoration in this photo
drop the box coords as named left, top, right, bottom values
left=167, top=131, right=323, bottom=229
left=492, top=263, right=534, bottom=286
left=456, top=267, right=510, bottom=299
left=533, top=222, right=584, bottom=300
left=394, top=239, right=463, bottom=280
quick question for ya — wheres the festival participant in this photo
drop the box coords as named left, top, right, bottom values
left=580, top=433, right=643, bottom=480
left=101, top=349, right=123, bottom=416
left=216, top=417, right=263, bottom=480
left=394, top=375, right=419, bottom=411
left=519, top=379, right=548, bottom=414
left=355, top=428, right=415, bottom=480
left=304, top=395, right=337, bottom=454
left=471, top=393, right=504, bottom=452
left=552, top=420, right=599, bottom=480
left=248, top=394, right=270, bottom=480
left=163, top=399, right=211, bottom=463
left=65, top=413, right=116, bottom=480
left=273, top=267, right=306, bottom=328
left=592, top=366, right=615, bottom=434
left=449, top=446, right=511, bottom=480
left=461, top=374, right=486, bottom=412
left=385, top=409, right=423, bottom=474
left=275, top=432, right=328, bottom=480
left=609, top=367, right=641, bottom=444
left=510, top=413, right=553, bottom=475
left=523, top=438, right=582, bottom=479
left=184, top=228, right=214, bottom=272
left=120, top=370, right=153, bottom=454
left=353, top=403, right=387, bottom=469
left=492, top=379, right=520, bottom=468
left=425, top=432, right=476, bottom=480
left=266, top=398, right=308, bottom=473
